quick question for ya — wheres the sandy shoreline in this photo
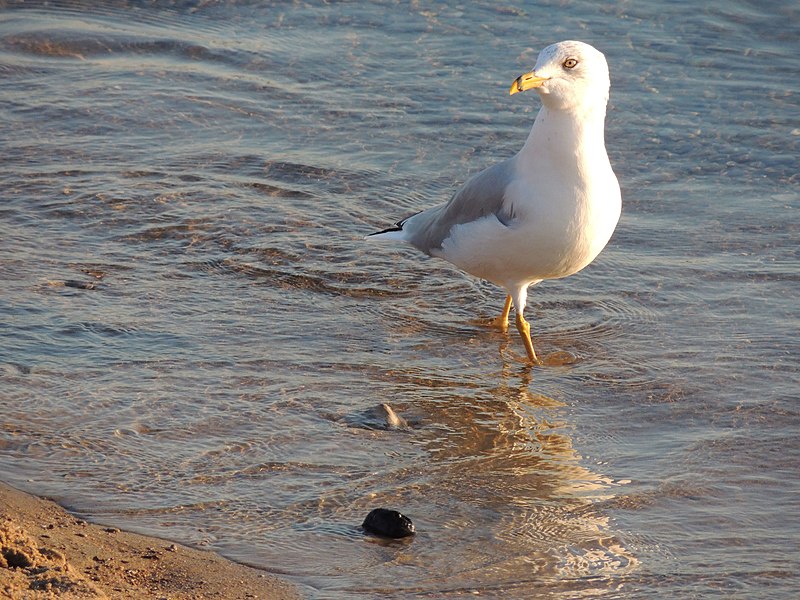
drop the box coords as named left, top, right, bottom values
left=0, top=482, right=301, bottom=599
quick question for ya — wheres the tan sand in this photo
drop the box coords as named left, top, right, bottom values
left=0, top=482, right=301, bottom=599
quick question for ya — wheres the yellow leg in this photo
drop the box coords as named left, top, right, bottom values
left=515, top=312, right=541, bottom=365
left=491, top=295, right=513, bottom=330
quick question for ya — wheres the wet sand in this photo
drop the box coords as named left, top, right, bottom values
left=0, top=482, right=300, bottom=599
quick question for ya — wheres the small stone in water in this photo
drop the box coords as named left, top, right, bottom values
left=362, top=508, right=415, bottom=538
left=63, top=280, right=96, bottom=290
left=380, top=404, right=408, bottom=429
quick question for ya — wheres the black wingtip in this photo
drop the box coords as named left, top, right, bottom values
left=366, top=220, right=405, bottom=237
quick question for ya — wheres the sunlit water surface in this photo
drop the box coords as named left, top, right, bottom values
left=1, top=1, right=798, bottom=598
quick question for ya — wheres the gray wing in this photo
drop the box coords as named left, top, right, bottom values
left=404, top=158, right=516, bottom=254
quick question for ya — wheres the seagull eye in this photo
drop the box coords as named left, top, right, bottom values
left=563, top=58, right=578, bottom=69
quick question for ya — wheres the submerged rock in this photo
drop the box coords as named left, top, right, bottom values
left=63, top=280, right=97, bottom=290
left=339, top=404, right=412, bottom=431
left=380, top=403, right=409, bottom=430
left=362, top=508, right=415, bottom=539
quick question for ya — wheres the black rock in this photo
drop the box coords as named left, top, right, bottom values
left=380, top=403, right=409, bottom=430
left=362, top=508, right=415, bottom=538
left=64, top=280, right=96, bottom=290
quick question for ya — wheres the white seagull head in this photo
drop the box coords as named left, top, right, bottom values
left=510, top=40, right=611, bottom=113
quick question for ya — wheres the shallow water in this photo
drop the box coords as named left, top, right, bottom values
left=1, top=1, right=798, bottom=598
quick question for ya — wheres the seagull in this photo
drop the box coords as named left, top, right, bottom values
left=366, top=41, right=621, bottom=364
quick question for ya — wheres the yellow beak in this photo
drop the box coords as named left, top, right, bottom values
left=509, top=71, right=549, bottom=95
